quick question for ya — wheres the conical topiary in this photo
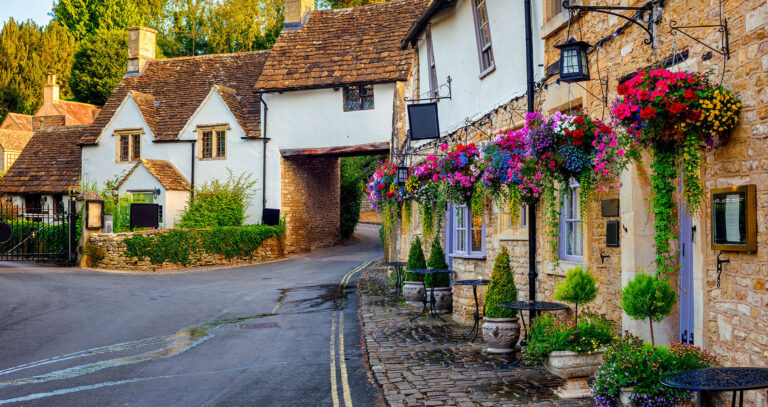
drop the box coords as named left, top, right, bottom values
left=425, top=236, right=450, bottom=288
left=405, top=236, right=426, bottom=282
left=484, top=246, right=518, bottom=318
left=554, top=266, right=598, bottom=325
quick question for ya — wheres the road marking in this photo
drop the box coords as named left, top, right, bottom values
left=330, top=318, right=340, bottom=407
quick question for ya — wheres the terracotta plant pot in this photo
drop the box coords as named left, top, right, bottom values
left=430, top=286, right=452, bottom=313
left=402, top=281, right=425, bottom=307
left=545, top=348, right=606, bottom=399
left=481, top=317, right=520, bottom=354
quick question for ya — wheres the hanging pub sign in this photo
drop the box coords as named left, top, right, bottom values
left=711, top=185, right=757, bottom=252
left=407, top=102, right=440, bottom=140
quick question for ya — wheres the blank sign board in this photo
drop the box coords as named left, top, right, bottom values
left=408, top=103, right=440, bottom=140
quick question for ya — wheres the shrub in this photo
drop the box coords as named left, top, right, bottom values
left=82, top=240, right=106, bottom=267
left=405, top=236, right=426, bottom=282
left=523, top=312, right=615, bottom=366
left=340, top=157, right=363, bottom=239
left=425, top=236, right=449, bottom=288
left=178, top=170, right=257, bottom=228
left=621, top=272, right=677, bottom=345
left=592, top=333, right=718, bottom=407
left=554, top=266, right=598, bottom=324
left=484, top=246, right=518, bottom=318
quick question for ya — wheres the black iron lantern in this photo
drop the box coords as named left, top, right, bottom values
left=396, top=167, right=409, bottom=186
left=555, top=38, right=591, bottom=83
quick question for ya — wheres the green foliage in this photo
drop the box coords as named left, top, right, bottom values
left=425, top=236, right=449, bottom=288
left=405, top=236, right=426, bottom=282
left=82, top=240, right=107, bottom=266
left=621, top=272, right=677, bottom=345
left=340, top=155, right=383, bottom=239
left=319, top=0, right=395, bottom=9
left=52, top=0, right=160, bottom=42
left=649, top=145, right=678, bottom=277
left=554, top=266, right=598, bottom=324
left=484, top=246, right=519, bottom=318
left=592, top=333, right=718, bottom=406
left=523, top=312, right=615, bottom=366
left=70, top=29, right=127, bottom=105
left=178, top=170, right=257, bottom=228
left=123, top=224, right=284, bottom=265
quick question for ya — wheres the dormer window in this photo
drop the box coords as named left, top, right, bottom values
left=116, top=131, right=141, bottom=163
left=343, top=84, right=374, bottom=111
left=198, top=126, right=227, bottom=159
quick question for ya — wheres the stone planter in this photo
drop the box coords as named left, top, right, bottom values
left=619, top=386, right=633, bottom=406
left=481, top=317, right=520, bottom=354
left=403, top=281, right=425, bottom=307
left=545, top=348, right=606, bottom=399
left=430, top=286, right=452, bottom=313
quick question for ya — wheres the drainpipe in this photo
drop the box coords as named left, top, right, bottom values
left=259, top=94, right=269, bottom=212
left=524, top=0, right=538, bottom=320
left=190, top=140, right=196, bottom=198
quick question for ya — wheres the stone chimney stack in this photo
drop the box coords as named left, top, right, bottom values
left=283, top=0, right=314, bottom=30
left=127, top=26, right=157, bottom=76
left=43, top=74, right=59, bottom=105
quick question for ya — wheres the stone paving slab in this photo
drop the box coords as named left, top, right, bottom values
left=358, top=264, right=595, bottom=407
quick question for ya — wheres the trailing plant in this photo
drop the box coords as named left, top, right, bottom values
left=178, top=170, right=258, bottom=228
left=553, top=266, right=598, bottom=324
left=522, top=312, right=614, bottom=366
left=405, top=235, right=426, bottom=282
left=425, top=236, right=449, bottom=288
left=592, top=333, right=718, bottom=407
left=621, top=272, right=676, bottom=346
left=437, top=142, right=481, bottom=206
left=484, top=246, right=519, bottom=319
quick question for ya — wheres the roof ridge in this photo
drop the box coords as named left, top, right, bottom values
left=148, top=49, right=271, bottom=64
left=55, top=100, right=101, bottom=108
left=317, top=0, right=417, bottom=13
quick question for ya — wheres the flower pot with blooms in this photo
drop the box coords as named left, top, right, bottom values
left=612, top=69, right=740, bottom=276
left=437, top=143, right=482, bottom=213
left=411, top=156, right=443, bottom=239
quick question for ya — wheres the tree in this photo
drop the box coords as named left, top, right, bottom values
left=405, top=236, right=426, bottom=282
left=70, top=29, right=127, bottom=105
left=484, top=246, right=519, bottom=319
left=340, top=157, right=363, bottom=239
left=319, top=0, right=393, bottom=9
left=206, top=0, right=283, bottom=53
left=554, top=266, right=598, bottom=324
left=41, top=21, right=77, bottom=101
left=425, top=236, right=449, bottom=287
left=162, top=0, right=213, bottom=57
left=52, top=0, right=158, bottom=42
left=621, top=272, right=677, bottom=346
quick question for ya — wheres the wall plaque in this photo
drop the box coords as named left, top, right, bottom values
left=711, top=184, right=756, bottom=252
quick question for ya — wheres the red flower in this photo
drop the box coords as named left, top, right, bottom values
left=686, top=109, right=701, bottom=121
left=573, top=137, right=583, bottom=146
left=684, top=89, right=697, bottom=101
left=669, top=102, right=687, bottom=115
left=637, top=89, right=650, bottom=101
left=599, top=124, right=612, bottom=134
left=617, top=83, right=629, bottom=95
left=573, top=116, right=585, bottom=125
left=573, top=129, right=584, bottom=139
left=639, top=106, right=657, bottom=120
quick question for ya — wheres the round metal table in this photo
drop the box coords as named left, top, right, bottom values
left=498, top=300, right=568, bottom=367
left=452, top=279, right=490, bottom=342
left=661, top=367, right=768, bottom=407
left=382, top=262, right=407, bottom=295
left=406, top=269, right=453, bottom=322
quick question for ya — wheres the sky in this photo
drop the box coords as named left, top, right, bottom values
left=0, top=0, right=55, bottom=26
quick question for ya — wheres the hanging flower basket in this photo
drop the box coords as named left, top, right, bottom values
left=437, top=143, right=481, bottom=207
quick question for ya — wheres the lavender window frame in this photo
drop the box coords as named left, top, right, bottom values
left=448, top=203, right=486, bottom=259
left=559, top=179, right=583, bottom=262
left=470, top=0, right=496, bottom=78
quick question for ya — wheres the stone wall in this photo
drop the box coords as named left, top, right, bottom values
left=86, top=230, right=284, bottom=271
left=280, top=155, right=341, bottom=253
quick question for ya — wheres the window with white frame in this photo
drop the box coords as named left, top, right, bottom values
left=471, top=0, right=495, bottom=77
left=449, top=204, right=485, bottom=257
left=426, top=25, right=438, bottom=99
left=559, top=179, right=583, bottom=262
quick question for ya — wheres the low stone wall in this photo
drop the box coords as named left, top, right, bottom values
left=86, top=230, right=284, bottom=271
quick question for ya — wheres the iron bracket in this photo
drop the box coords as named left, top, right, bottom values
left=716, top=251, right=730, bottom=288
left=405, top=76, right=452, bottom=103
left=563, top=0, right=663, bottom=46
left=669, top=19, right=730, bottom=59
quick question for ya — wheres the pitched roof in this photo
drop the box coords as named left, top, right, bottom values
left=81, top=50, right=270, bottom=144
left=118, top=159, right=191, bottom=191
left=0, top=129, right=34, bottom=152
left=51, top=101, right=101, bottom=125
left=129, top=91, right=160, bottom=136
left=254, top=0, right=430, bottom=92
left=1, top=113, right=34, bottom=131
left=32, top=115, right=66, bottom=130
left=0, top=125, right=88, bottom=194
left=401, top=0, right=456, bottom=49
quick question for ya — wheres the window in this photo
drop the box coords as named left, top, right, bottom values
left=426, top=25, right=439, bottom=99
left=471, top=0, right=495, bottom=77
left=199, top=128, right=226, bottom=159
left=343, top=84, right=374, bottom=111
left=559, top=179, right=583, bottom=262
left=6, top=153, right=18, bottom=169
left=117, top=132, right=140, bottom=163
left=545, top=0, right=564, bottom=22
left=132, top=192, right=154, bottom=203
left=500, top=204, right=528, bottom=235
left=449, top=204, right=485, bottom=257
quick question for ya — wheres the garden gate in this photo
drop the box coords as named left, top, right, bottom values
left=0, top=202, right=78, bottom=265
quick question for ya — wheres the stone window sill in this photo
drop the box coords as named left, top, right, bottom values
left=450, top=253, right=486, bottom=260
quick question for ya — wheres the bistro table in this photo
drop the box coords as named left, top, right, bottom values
left=407, top=269, right=453, bottom=322
left=661, top=367, right=768, bottom=407
left=498, top=300, right=568, bottom=367
left=382, top=261, right=407, bottom=296
left=453, top=279, right=490, bottom=342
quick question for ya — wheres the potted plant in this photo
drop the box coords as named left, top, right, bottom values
left=524, top=267, right=613, bottom=398
left=621, top=272, right=677, bottom=345
left=592, top=334, right=719, bottom=407
left=403, top=236, right=426, bottom=307
left=481, top=246, right=520, bottom=354
left=425, top=236, right=451, bottom=313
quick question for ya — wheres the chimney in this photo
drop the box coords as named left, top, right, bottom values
left=43, top=74, right=59, bottom=105
left=283, top=0, right=314, bottom=30
left=127, top=26, right=157, bottom=76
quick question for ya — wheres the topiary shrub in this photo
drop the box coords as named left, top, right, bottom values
left=425, top=236, right=449, bottom=288
left=484, top=246, right=518, bottom=318
left=554, top=266, right=598, bottom=324
left=621, top=271, right=677, bottom=345
left=405, top=236, right=426, bottom=282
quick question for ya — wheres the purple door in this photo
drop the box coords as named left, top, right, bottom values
left=678, top=179, right=695, bottom=344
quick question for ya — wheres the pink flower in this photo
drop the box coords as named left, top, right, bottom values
left=618, top=148, right=625, bottom=156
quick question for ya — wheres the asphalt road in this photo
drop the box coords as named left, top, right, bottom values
left=0, top=223, right=386, bottom=406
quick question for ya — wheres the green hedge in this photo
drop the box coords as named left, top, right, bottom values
left=123, top=223, right=285, bottom=266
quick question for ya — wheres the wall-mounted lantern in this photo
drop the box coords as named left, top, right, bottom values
left=153, top=188, right=162, bottom=199
left=555, top=38, right=591, bottom=83
left=396, top=167, right=409, bottom=186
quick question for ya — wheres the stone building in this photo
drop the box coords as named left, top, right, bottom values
left=392, top=1, right=768, bottom=402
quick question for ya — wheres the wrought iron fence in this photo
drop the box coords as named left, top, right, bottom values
left=0, top=202, right=76, bottom=264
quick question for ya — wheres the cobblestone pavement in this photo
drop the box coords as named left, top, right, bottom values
left=358, top=264, right=595, bottom=407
